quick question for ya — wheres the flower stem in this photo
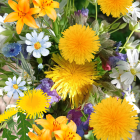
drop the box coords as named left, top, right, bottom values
left=108, top=15, right=122, bottom=28
left=95, top=3, right=98, bottom=20
left=81, top=110, right=87, bottom=120
left=120, top=30, right=134, bottom=53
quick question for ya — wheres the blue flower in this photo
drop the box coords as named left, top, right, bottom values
left=4, top=76, right=27, bottom=99
left=81, top=8, right=89, bottom=17
left=2, top=43, right=21, bottom=57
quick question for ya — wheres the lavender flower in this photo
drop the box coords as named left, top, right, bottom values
left=84, top=103, right=94, bottom=115
left=114, top=41, right=122, bottom=51
left=81, top=8, right=89, bottom=17
left=36, top=78, right=61, bottom=105
left=74, top=8, right=89, bottom=25
left=109, top=53, right=127, bottom=68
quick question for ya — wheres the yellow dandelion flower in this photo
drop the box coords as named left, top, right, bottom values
left=59, top=24, right=100, bottom=65
left=0, top=107, right=18, bottom=123
left=89, top=97, right=139, bottom=140
left=16, top=89, right=50, bottom=119
left=98, top=0, right=133, bottom=18
left=45, top=54, right=100, bottom=107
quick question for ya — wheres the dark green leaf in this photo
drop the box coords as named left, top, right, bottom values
left=2, top=128, right=17, bottom=140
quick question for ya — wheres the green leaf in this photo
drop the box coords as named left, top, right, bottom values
left=2, top=128, right=17, bottom=140
left=119, top=23, right=127, bottom=29
left=17, top=112, right=32, bottom=140
left=90, top=20, right=99, bottom=34
left=110, top=22, right=120, bottom=30
left=0, top=30, right=12, bottom=36
left=7, top=118, right=17, bottom=132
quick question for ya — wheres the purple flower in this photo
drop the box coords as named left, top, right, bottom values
left=84, top=103, right=94, bottom=115
left=36, top=78, right=61, bottom=105
left=109, top=53, right=127, bottom=68
left=114, top=41, right=122, bottom=51
left=67, top=109, right=83, bottom=126
left=75, top=10, right=81, bottom=16
left=81, top=8, right=89, bottom=17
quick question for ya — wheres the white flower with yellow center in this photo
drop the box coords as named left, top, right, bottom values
left=26, top=30, right=51, bottom=58
left=109, top=68, right=130, bottom=90
left=4, top=76, right=27, bottom=99
left=127, top=1, right=140, bottom=20
left=117, top=49, right=140, bottom=85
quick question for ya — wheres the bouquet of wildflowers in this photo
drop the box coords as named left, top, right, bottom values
left=0, top=0, right=140, bottom=139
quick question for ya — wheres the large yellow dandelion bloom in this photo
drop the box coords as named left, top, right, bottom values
left=98, top=0, right=133, bottom=18
left=89, top=97, right=139, bottom=140
left=45, top=54, right=100, bottom=107
left=16, top=89, right=50, bottom=119
left=59, top=24, right=100, bottom=65
left=0, top=107, right=18, bottom=123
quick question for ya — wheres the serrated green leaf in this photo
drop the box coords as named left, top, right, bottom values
left=17, top=112, right=32, bottom=140
left=7, top=66, right=20, bottom=76
left=2, top=128, right=17, bottom=140
left=7, top=118, right=17, bottom=132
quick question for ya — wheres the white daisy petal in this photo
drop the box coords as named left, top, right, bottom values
left=38, top=32, right=44, bottom=42
left=27, top=46, right=35, bottom=53
left=40, top=48, right=49, bottom=56
left=33, top=50, right=41, bottom=58
left=25, top=40, right=33, bottom=45
left=18, top=81, right=26, bottom=87
left=111, top=79, right=118, bottom=85
left=42, top=36, right=49, bottom=42
left=44, top=42, right=51, bottom=48
left=17, top=89, right=24, bottom=97
left=13, top=92, right=19, bottom=99
left=26, top=33, right=33, bottom=41
left=17, top=77, right=22, bottom=85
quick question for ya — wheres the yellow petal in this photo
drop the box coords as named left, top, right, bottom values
left=45, top=7, right=57, bottom=21
left=28, top=8, right=41, bottom=15
left=75, top=134, right=82, bottom=140
left=18, top=0, right=30, bottom=13
left=8, top=0, right=18, bottom=12
left=56, top=116, right=68, bottom=124
left=38, top=9, right=46, bottom=17
left=28, top=132, right=40, bottom=140
left=54, top=130, right=65, bottom=140
left=33, top=0, right=42, bottom=6
left=35, top=119, right=53, bottom=131
left=41, top=129, right=52, bottom=140
left=16, top=18, right=24, bottom=34
left=67, top=120, right=77, bottom=133
left=23, top=15, right=39, bottom=28
left=4, top=12, right=19, bottom=23
left=51, top=1, right=59, bottom=8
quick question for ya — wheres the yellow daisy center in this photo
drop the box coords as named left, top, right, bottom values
left=13, top=84, right=18, bottom=89
left=34, top=42, right=41, bottom=50
left=130, top=68, right=136, bottom=75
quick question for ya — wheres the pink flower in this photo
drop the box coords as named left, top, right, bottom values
left=102, top=62, right=111, bottom=71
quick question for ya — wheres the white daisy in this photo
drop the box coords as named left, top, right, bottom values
left=25, top=30, right=51, bottom=58
left=127, top=1, right=140, bottom=20
left=125, top=36, right=140, bottom=50
left=117, top=49, right=140, bottom=85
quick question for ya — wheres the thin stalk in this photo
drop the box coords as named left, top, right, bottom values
left=108, top=15, right=122, bottom=28
left=81, top=110, right=87, bottom=120
left=109, top=28, right=120, bottom=34
left=95, top=2, right=98, bottom=20
left=120, top=30, right=134, bottom=52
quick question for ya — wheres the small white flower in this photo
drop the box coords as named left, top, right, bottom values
left=117, top=49, right=140, bottom=85
left=124, top=91, right=140, bottom=113
left=125, top=36, right=140, bottom=50
left=110, top=68, right=130, bottom=90
left=127, top=1, right=140, bottom=20
left=38, top=63, right=43, bottom=69
left=25, top=30, right=51, bottom=58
